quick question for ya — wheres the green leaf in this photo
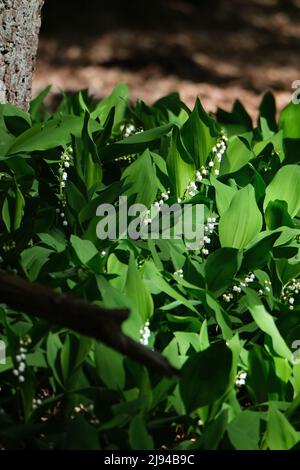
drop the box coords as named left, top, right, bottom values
left=265, top=200, right=294, bottom=230
left=179, top=341, right=232, bottom=412
left=247, top=345, right=277, bottom=404
left=94, top=342, right=125, bottom=390
left=181, top=98, right=218, bottom=168
left=129, top=414, right=154, bottom=450
left=38, top=231, right=66, bottom=253
left=276, top=257, right=300, bottom=284
left=227, top=411, right=261, bottom=450
left=266, top=406, right=300, bottom=450
left=254, top=130, right=284, bottom=162
left=2, top=197, right=11, bottom=232
left=205, top=293, right=232, bottom=340
left=174, top=331, right=201, bottom=355
left=205, top=248, right=242, bottom=296
left=70, top=235, right=98, bottom=265
left=7, top=115, right=100, bottom=154
left=124, top=255, right=154, bottom=323
left=219, top=185, right=263, bottom=249
left=221, top=134, right=253, bottom=174
left=143, top=261, right=197, bottom=313
left=210, top=176, right=237, bottom=215
left=21, top=246, right=53, bottom=281
left=0, top=103, right=31, bottom=126
left=67, top=415, right=101, bottom=450
left=91, top=83, right=128, bottom=128
left=244, top=289, right=293, bottom=362
left=259, top=91, right=277, bottom=132
left=30, top=85, right=52, bottom=119
left=167, top=126, right=195, bottom=198
left=279, top=102, right=300, bottom=139
left=100, top=123, right=173, bottom=160
left=122, top=149, right=158, bottom=207
left=264, top=165, right=300, bottom=218
left=13, top=184, right=25, bottom=231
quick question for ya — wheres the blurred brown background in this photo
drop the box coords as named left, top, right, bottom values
left=33, top=0, right=300, bottom=117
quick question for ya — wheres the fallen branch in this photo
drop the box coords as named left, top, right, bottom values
left=0, top=270, right=178, bottom=377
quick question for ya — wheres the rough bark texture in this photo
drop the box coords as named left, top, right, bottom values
left=0, top=0, right=44, bottom=110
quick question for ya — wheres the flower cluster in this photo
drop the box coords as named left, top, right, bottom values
left=114, top=155, right=135, bottom=164
left=186, top=180, right=198, bottom=198
left=211, top=134, right=228, bottom=165
left=141, top=190, right=170, bottom=226
left=32, top=396, right=43, bottom=410
left=56, top=145, right=73, bottom=227
left=258, top=279, right=272, bottom=296
left=198, top=133, right=228, bottom=181
left=13, top=345, right=28, bottom=383
left=2, top=241, right=16, bottom=252
left=140, top=321, right=151, bottom=346
left=201, top=217, right=217, bottom=256
left=236, top=371, right=247, bottom=387
left=174, top=268, right=184, bottom=278
left=281, top=278, right=299, bottom=310
left=182, top=134, right=228, bottom=201
left=223, top=273, right=256, bottom=302
left=121, top=123, right=143, bottom=138
left=122, top=123, right=136, bottom=138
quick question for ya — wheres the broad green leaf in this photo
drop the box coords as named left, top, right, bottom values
left=129, top=414, right=154, bottom=450
left=66, top=415, right=101, bottom=450
left=14, top=184, right=25, bottom=231
left=2, top=197, right=11, bottom=232
left=254, top=130, right=284, bottom=162
left=265, top=200, right=294, bottom=230
left=179, top=341, right=232, bottom=412
left=70, top=235, right=98, bottom=265
left=210, top=176, right=237, bottom=215
left=266, top=406, right=300, bottom=450
left=264, top=165, right=300, bottom=218
left=221, top=134, right=253, bottom=173
left=122, top=149, right=158, bottom=207
left=167, top=126, right=195, bottom=198
left=21, top=246, right=53, bottom=281
left=38, top=231, right=66, bottom=253
left=276, top=257, right=300, bottom=284
left=279, top=102, right=300, bottom=138
left=219, top=185, right=263, bottom=249
left=124, top=255, right=154, bottom=323
left=259, top=91, right=277, bottom=132
left=174, top=331, right=201, bottom=355
left=181, top=98, right=218, bottom=168
left=205, top=293, right=232, bottom=340
left=205, top=248, right=242, bottom=296
left=244, top=289, right=293, bottom=362
left=30, top=85, right=52, bottom=119
left=227, top=411, right=261, bottom=450
left=100, top=123, right=173, bottom=160
left=94, top=342, right=125, bottom=390
left=143, top=261, right=197, bottom=313
left=91, top=83, right=128, bottom=127
left=0, top=103, right=31, bottom=126
left=7, top=116, right=100, bottom=154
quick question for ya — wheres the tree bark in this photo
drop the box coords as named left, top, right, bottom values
left=0, top=0, right=44, bottom=111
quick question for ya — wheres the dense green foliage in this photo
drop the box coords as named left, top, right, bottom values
left=0, top=85, right=300, bottom=450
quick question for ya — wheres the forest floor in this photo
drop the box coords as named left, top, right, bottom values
left=33, top=0, right=300, bottom=119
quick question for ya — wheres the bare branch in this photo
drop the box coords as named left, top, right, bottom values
left=0, top=269, right=178, bottom=376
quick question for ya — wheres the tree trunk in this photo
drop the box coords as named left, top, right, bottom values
left=0, top=0, right=44, bottom=111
